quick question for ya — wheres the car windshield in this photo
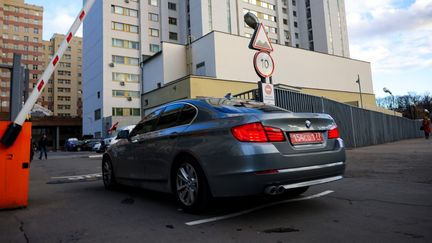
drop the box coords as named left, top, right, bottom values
left=204, top=98, right=289, bottom=114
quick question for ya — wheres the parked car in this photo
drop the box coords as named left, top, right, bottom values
left=98, top=125, right=136, bottom=153
left=102, top=98, right=345, bottom=211
left=109, top=125, right=136, bottom=147
left=82, top=139, right=101, bottom=151
left=64, top=138, right=84, bottom=152
left=93, top=142, right=102, bottom=152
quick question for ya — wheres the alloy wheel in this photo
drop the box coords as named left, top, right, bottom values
left=176, top=163, right=199, bottom=206
left=102, top=160, right=112, bottom=187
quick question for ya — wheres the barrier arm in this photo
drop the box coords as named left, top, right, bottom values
left=1, top=0, right=96, bottom=148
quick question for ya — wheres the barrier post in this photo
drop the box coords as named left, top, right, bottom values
left=0, top=122, right=31, bottom=209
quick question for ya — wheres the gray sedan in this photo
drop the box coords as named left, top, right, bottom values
left=102, top=98, right=345, bottom=212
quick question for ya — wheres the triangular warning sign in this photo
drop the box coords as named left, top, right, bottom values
left=249, top=23, right=273, bottom=52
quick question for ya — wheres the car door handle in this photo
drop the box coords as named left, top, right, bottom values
left=169, top=132, right=179, bottom=139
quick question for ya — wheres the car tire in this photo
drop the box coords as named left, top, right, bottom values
left=173, top=158, right=211, bottom=213
left=284, top=186, right=309, bottom=197
left=102, top=158, right=117, bottom=190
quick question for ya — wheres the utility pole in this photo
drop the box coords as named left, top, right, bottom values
left=356, top=74, right=363, bottom=109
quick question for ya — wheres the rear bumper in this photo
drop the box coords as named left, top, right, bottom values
left=207, top=161, right=345, bottom=197
left=200, top=140, right=346, bottom=197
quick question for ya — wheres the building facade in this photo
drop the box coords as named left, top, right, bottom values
left=0, top=0, right=44, bottom=116
left=83, top=0, right=350, bottom=137
left=142, top=32, right=375, bottom=112
left=41, top=34, right=83, bottom=118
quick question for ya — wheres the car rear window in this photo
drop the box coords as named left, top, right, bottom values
left=204, top=98, right=289, bottom=114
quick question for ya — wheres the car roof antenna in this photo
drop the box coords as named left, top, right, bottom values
left=224, top=93, right=233, bottom=100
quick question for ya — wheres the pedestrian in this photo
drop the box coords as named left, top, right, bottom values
left=422, top=115, right=431, bottom=139
left=38, top=134, right=48, bottom=160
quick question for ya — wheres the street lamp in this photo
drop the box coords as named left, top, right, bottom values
left=383, top=87, right=396, bottom=116
left=244, top=12, right=260, bottom=29
left=355, top=74, right=363, bottom=108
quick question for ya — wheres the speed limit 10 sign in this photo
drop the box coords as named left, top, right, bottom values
left=253, top=51, right=275, bottom=78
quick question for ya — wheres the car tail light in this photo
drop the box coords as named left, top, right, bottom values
left=231, top=122, right=286, bottom=142
left=264, top=126, right=286, bottom=142
left=328, top=126, right=340, bottom=139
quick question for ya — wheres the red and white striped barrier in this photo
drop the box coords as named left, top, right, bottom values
left=1, top=0, right=96, bottom=147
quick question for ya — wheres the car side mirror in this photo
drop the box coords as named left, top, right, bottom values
left=117, top=130, right=129, bottom=139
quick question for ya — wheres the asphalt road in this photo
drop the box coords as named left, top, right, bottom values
left=1, top=139, right=431, bottom=243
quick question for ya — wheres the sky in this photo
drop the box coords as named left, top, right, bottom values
left=26, top=0, right=432, bottom=98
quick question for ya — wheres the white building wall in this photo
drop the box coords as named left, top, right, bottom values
left=305, top=0, right=350, bottom=57
left=163, top=43, right=188, bottom=82
left=211, top=32, right=370, bottom=93
left=142, top=32, right=372, bottom=96
left=191, top=34, right=217, bottom=77
left=143, top=53, right=164, bottom=93
left=84, top=0, right=142, bottom=137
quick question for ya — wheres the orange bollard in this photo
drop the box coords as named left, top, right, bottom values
left=0, top=121, right=31, bottom=209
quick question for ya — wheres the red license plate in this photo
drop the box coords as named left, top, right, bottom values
left=289, top=132, right=324, bottom=145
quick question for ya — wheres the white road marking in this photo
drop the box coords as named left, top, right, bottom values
left=185, top=190, right=334, bottom=226
left=89, top=155, right=103, bottom=159
left=51, top=173, right=101, bottom=179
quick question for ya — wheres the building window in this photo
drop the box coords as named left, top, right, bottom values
left=149, top=0, right=158, bottom=6
left=59, top=62, right=71, bottom=68
left=58, top=70, right=72, bottom=76
left=168, top=2, right=177, bottom=10
left=149, top=44, right=160, bottom=52
left=112, top=108, right=140, bottom=117
left=309, top=42, right=314, bottom=51
left=293, top=11, right=297, bottom=17
left=57, top=87, right=71, bottom=93
left=168, top=17, right=177, bottom=25
left=149, top=13, right=159, bottom=22
left=112, top=72, right=140, bottom=82
left=169, top=32, right=178, bottom=40
left=111, top=5, right=138, bottom=17
left=58, top=79, right=71, bottom=84
left=94, top=109, right=101, bottom=120
left=112, top=90, right=140, bottom=98
left=57, top=105, right=71, bottom=110
left=112, top=55, right=139, bottom=66
left=295, top=32, right=299, bottom=39
left=14, top=26, right=19, bottom=32
left=292, top=0, right=296, bottom=6
left=294, top=21, right=298, bottom=28
left=149, top=28, right=159, bottom=37
left=111, top=22, right=139, bottom=33
left=33, top=65, right=38, bottom=70
left=112, top=38, right=139, bottom=49
left=282, top=8, right=287, bottom=14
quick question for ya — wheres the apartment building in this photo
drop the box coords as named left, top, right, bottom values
left=83, top=0, right=350, bottom=137
left=41, top=34, right=83, bottom=117
left=0, top=0, right=44, bottom=115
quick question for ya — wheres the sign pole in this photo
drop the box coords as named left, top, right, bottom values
left=245, top=13, right=276, bottom=105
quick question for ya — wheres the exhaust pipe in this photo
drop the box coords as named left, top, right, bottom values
left=265, top=186, right=278, bottom=195
left=265, top=185, right=286, bottom=195
left=277, top=185, right=285, bottom=194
